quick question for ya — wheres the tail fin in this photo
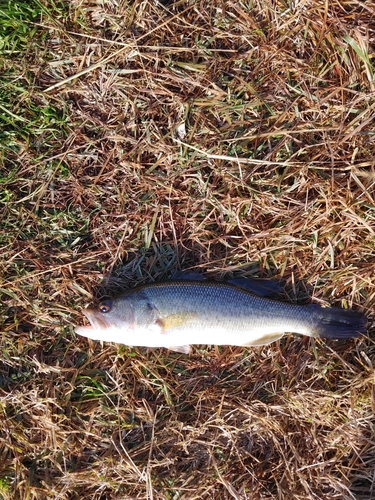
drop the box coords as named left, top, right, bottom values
left=309, top=304, right=367, bottom=339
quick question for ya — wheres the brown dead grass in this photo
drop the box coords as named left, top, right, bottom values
left=1, top=0, right=375, bottom=498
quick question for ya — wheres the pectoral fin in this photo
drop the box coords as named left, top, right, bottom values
left=242, top=332, right=284, bottom=346
left=157, top=312, right=196, bottom=332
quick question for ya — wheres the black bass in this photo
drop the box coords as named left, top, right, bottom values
left=75, top=275, right=367, bottom=354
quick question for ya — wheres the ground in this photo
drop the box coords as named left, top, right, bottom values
left=0, top=0, right=374, bottom=499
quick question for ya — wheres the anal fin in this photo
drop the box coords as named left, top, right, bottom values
left=168, top=345, right=191, bottom=354
left=242, top=332, right=284, bottom=347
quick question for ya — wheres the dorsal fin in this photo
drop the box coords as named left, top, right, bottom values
left=170, top=270, right=206, bottom=281
left=170, top=270, right=283, bottom=297
left=227, top=277, right=282, bottom=297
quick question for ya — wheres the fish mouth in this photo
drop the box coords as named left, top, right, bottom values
left=81, top=308, right=112, bottom=330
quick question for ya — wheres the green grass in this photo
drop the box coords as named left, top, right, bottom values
left=0, top=0, right=374, bottom=499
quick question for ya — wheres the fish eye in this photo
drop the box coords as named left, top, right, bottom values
left=98, top=300, right=112, bottom=313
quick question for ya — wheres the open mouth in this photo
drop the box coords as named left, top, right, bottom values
left=82, top=309, right=111, bottom=330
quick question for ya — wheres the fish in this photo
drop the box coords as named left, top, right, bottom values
left=75, top=273, right=367, bottom=354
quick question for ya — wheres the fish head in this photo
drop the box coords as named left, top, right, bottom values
left=75, top=291, right=162, bottom=345
left=75, top=295, right=136, bottom=338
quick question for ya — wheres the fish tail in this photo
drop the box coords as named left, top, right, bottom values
left=309, top=304, right=367, bottom=339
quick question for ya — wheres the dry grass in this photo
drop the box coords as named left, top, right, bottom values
left=1, top=0, right=375, bottom=498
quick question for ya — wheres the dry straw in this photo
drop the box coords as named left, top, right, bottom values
left=0, top=0, right=374, bottom=499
